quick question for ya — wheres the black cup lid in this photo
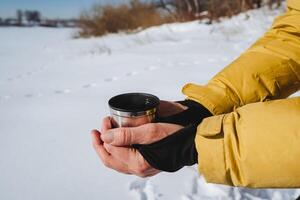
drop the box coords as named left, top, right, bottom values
left=108, top=93, right=160, bottom=112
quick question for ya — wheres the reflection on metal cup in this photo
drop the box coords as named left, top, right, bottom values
left=108, top=93, right=160, bottom=127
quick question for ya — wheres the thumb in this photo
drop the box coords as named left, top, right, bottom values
left=101, top=125, right=152, bottom=146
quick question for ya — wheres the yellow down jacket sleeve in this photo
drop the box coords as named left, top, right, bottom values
left=182, top=0, right=300, bottom=115
left=196, top=97, right=300, bottom=187
left=182, top=0, right=300, bottom=188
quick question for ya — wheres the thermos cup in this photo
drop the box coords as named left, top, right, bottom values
left=108, top=93, right=160, bottom=127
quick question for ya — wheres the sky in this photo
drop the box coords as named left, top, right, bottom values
left=0, top=0, right=130, bottom=19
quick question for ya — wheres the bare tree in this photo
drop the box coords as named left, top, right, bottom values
left=194, top=0, right=200, bottom=15
left=154, top=0, right=282, bottom=21
left=25, top=10, right=41, bottom=23
left=268, top=0, right=281, bottom=8
left=16, top=10, right=23, bottom=25
left=158, top=0, right=173, bottom=14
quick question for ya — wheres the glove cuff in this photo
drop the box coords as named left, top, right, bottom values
left=133, top=100, right=212, bottom=172
left=156, top=100, right=211, bottom=126
left=132, top=123, right=198, bottom=172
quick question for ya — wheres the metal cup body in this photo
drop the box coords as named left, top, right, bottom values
left=108, top=93, right=160, bottom=128
left=110, top=108, right=157, bottom=128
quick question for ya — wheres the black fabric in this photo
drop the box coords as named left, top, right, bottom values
left=132, top=124, right=198, bottom=172
left=156, top=100, right=211, bottom=126
left=132, top=100, right=212, bottom=172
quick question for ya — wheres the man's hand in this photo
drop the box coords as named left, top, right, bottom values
left=91, top=119, right=183, bottom=177
left=157, top=100, right=187, bottom=117
left=91, top=100, right=188, bottom=177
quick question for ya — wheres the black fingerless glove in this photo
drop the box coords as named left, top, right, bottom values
left=132, top=100, right=212, bottom=172
left=156, top=100, right=211, bottom=126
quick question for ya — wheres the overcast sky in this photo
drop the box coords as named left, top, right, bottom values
left=0, top=0, right=132, bottom=19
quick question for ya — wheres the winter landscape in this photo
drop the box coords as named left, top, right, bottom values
left=1, top=4, right=300, bottom=200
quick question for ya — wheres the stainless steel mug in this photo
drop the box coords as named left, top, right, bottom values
left=108, top=93, right=160, bottom=127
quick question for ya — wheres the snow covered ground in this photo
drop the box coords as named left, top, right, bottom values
left=1, top=5, right=300, bottom=200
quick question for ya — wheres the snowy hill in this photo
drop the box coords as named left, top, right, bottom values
left=1, top=5, right=299, bottom=200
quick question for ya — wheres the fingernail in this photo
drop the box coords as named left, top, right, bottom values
left=101, top=131, right=114, bottom=144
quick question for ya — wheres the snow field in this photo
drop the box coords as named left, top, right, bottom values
left=1, top=4, right=300, bottom=200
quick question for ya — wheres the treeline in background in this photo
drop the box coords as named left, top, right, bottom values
left=77, top=0, right=283, bottom=37
left=0, top=10, right=77, bottom=28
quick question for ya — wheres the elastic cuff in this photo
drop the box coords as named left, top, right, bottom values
left=157, top=100, right=212, bottom=127
left=133, top=123, right=198, bottom=172
left=182, top=83, right=236, bottom=115
left=196, top=115, right=232, bottom=185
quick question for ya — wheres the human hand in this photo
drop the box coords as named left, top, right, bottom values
left=91, top=115, right=183, bottom=177
left=157, top=100, right=187, bottom=117
left=91, top=100, right=211, bottom=176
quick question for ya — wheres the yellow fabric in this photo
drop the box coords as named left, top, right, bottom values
left=183, top=1, right=300, bottom=188
left=288, top=0, right=300, bottom=10
left=182, top=5, right=300, bottom=115
left=196, top=97, right=300, bottom=188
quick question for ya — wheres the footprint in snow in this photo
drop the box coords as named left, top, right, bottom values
left=191, top=176, right=199, bottom=195
left=82, top=83, right=97, bottom=88
left=104, top=77, right=118, bottom=82
left=145, top=66, right=158, bottom=71
left=54, top=89, right=71, bottom=94
left=129, top=178, right=159, bottom=200
left=7, top=78, right=14, bottom=81
left=54, top=90, right=63, bottom=94
left=129, top=179, right=149, bottom=200
left=24, top=93, right=43, bottom=98
left=24, top=94, right=34, bottom=98
left=126, top=71, right=139, bottom=77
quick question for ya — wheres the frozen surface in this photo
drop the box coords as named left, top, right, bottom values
left=1, top=5, right=300, bottom=200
